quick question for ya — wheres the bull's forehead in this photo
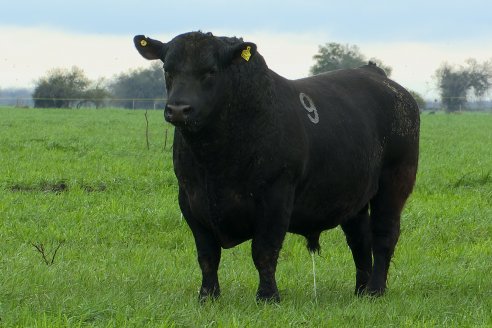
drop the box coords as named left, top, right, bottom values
left=165, top=33, right=219, bottom=72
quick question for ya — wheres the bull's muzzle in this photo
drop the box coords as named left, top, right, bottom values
left=165, top=103, right=193, bottom=125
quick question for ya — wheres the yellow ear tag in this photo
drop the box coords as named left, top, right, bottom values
left=241, top=46, right=252, bottom=61
left=140, top=39, right=148, bottom=47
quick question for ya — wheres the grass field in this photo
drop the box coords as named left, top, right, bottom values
left=0, top=107, right=491, bottom=327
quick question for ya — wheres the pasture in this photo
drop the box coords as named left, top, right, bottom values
left=0, top=107, right=491, bottom=327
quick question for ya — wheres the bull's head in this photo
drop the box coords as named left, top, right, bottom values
left=133, top=32, right=257, bottom=132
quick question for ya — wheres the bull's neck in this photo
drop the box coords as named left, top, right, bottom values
left=182, top=66, right=276, bottom=167
left=179, top=81, right=276, bottom=171
left=180, top=104, right=268, bottom=159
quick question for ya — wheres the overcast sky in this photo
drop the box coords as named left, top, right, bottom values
left=1, top=0, right=491, bottom=99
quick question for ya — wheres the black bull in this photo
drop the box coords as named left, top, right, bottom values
left=134, top=32, right=420, bottom=302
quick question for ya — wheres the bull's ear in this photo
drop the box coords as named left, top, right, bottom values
left=133, top=35, right=168, bottom=60
left=224, top=42, right=257, bottom=64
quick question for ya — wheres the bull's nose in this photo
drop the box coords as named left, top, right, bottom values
left=165, top=104, right=193, bottom=123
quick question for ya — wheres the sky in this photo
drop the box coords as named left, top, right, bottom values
left=1, top=0, right=492, bottom=100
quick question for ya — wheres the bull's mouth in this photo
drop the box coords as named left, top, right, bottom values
left=165, top=115, right=201, bottom=132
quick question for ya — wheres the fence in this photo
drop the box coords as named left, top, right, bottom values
left=1, top=97, right=491, bottom=112
left=0, top=97, right=167, bottom=110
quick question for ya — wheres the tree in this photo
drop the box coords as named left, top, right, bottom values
left=465, top=58, right=492, bottom=98
left=434, top=64, right=468, bottom=112
left=408, top=90, right=426, bottom=111
left=33, top=66, right=90, bottom=108
left=77, top=79, right=112, bottom=109
left=110, top=62, right=166, bottom=109
left=435, top=59, right=492, bottom=112
left=310, top=43, right=392, bottom=76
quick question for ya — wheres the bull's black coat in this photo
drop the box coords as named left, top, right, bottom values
left=134, top=32, right=420, bottom=302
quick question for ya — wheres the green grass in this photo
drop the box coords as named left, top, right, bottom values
left=1, top=108, right=491, bottom=327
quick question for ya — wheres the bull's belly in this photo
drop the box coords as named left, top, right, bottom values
left=187, top=188, right=256, bottom=249
left=188, top=198, right=365, bottom=248
left=288, top=181, right=377, bottom=235
left=288, top=203, right=360, bottom=236
left=184, top=175, right=377, bottom=248
left=210, top=212, right=255, bottom=249
left=194, top=203, right=361, bottom=249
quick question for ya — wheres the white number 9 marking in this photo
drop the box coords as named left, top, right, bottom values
left=299, top=93, right=319, bottom=124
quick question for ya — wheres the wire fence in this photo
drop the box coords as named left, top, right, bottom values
left=1, top=97, right=491, bottom=112
left=0, top=97, right=167, bottom=110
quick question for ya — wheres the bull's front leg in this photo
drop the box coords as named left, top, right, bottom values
left=179, top=191, right=221, bottom=301
left=251, top=182, right=295, bottom=303
left=195, top=229, right=221, bottom=301
left=187, top=218, right=221, bottom=301
left=187, top=219, right=221, bottom=302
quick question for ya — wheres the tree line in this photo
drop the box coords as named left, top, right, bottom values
left=434, top=59, right=492, bottom=112
left=32, top=62, right=166, bottom=109
left=309, top=43, right=492, bottom=112
left=22, top=43, right=492, bottom=111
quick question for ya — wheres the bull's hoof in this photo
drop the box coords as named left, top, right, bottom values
left=256, top=290, right=280, bottom=303
left=198, top=287, right=220, bottom=303
left=364, top=286, right=385, bottom=297
left=354, top=285, right=367, bottom=297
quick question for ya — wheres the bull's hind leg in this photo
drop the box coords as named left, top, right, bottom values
left=341, top=205, right=373, bottom=295
left=367, top=165, right=416, bottom=296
